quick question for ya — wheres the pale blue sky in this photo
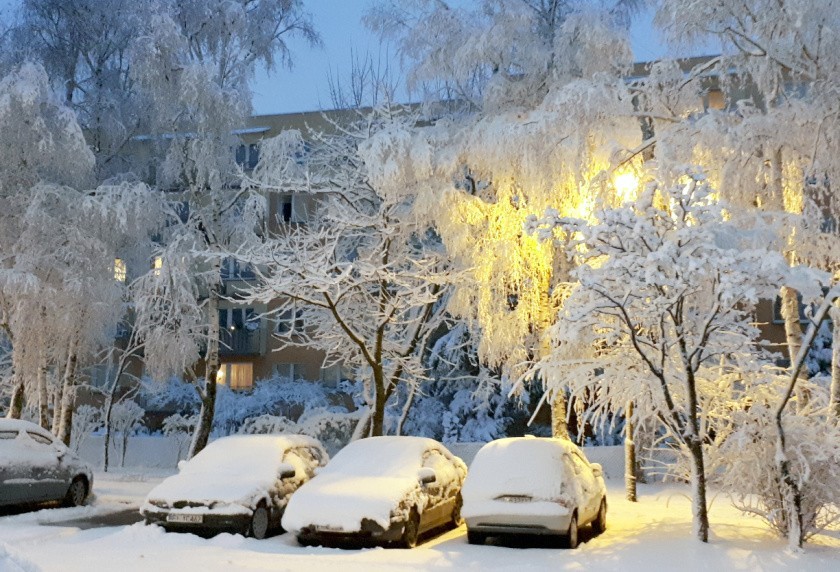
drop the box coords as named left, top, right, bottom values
left=0, top=0, right=700, bottom=116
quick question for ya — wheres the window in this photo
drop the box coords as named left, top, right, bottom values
left=217, top=362, right=254, bottom=390
left=274, top=363, right=303, bottom=381
left=26, top=432, right=53, bottom=446
left=275, top=308, right=304, bottom=335
left=114, top=258, right=127, bottom=282
left=220, top=308, right=259, bottom=332
left=152, top=256, right=163, bottom=277
left=221, top=258, right=255, bottom=281
left=235, top=143, right=260, bottom=170
left=320, top=364, right=342, bottom=387
left=706, top=89, right=725, bottom=111
left=274, top=194, right=309, bottom=224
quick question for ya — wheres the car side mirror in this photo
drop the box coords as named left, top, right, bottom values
left=418, top=468, right=437, bottom=485
left=279, top=468, right=296, bottom=479
left=591, top=463, right=603, bottom=478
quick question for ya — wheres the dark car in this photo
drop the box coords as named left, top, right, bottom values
left=141, top=435, right=328, bottom=539
left=0, top=418, right=93, bottom=509
left=283, top=436, right=467, bottom=548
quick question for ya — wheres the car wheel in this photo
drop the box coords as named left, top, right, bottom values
left=592, top=498, right=607, bottom=534
left=63, top=477, right=87, bottom=507
left=401, top=508, right=420, bottom=549
left=563, top=512, right=578, bottom=549
left=451, top=493, right=463, bottom=527
left=466, top=530, right=486, bottom=545
left=249, top=502, right=270, bottom=540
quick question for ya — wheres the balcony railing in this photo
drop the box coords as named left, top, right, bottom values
left=220, top=328, right=261, bottom=356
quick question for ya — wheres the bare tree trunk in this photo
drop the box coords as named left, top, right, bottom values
left=371, top=367, right=387, bottom=437
left=188, top=280, right=221, bottom=459
left=103, top=351, right=132, bottom=472
left=551, top=390, right=570, bottom=440
left=57, top=347, right=78, bottom=446
left=831, top=305, right=840, bottom=420
left=51, top=389, right=62, bottom=435
left=7, top=378, right=24, bottom=419
left=37, top=357, right=49, bottom=429
left=625, top=400, right=637, bottom=502
left=396, top=382, right=417, bottom=436
left=351, top=408, right=373, bottom=441
left=780, top=286, right=809, bottom=410
left=687, top=438, right=710, bottom=543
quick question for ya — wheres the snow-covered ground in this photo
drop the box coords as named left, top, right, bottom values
left=2, top=473, right=838, bottom=572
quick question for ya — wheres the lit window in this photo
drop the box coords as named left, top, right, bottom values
left=114, top=258, right=127, bottom=282
left=216, top=363, right=253, bottom=390
left=153, top=256, right=163, bottom=276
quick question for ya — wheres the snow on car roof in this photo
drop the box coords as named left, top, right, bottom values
left=462, top=437, right=579, bottom=500
left=0, top=418, right=55, bottom=441
left=322, top=436, right=452, bottom=478
left=182, top=434, right=319, bottom=475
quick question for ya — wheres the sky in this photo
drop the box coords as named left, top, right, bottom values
left=252, top=1, right=679, bottom=116
left=0, top=0, right=701, bottom=116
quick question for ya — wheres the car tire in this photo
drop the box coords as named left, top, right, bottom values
left=466, top=530, right=486, bottom=545
left=451, top=493, right=463, bottom=527
left=592, top=498, right=607, bottom=534
left=62, top=476, right=87, bottom=507
left=401, top=508, right=420, bottom=549
left=562, top=512, right=578, bottom=549
left=249, top=502, right=270, bottom=540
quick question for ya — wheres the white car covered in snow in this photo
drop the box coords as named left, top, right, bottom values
left=283, top=436, right=467, bottom=548
left=462, top=436, right=607, bottom=548
left=0, top=418, right=93, bottom=509
left=141, top=435, right=327, bottom=539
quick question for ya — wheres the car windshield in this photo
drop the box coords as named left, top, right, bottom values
left=181, top=437, right=284, bottom=478
left=321, top=437, right=430, bottom=478
left=466, top=438, right=575, bottom=499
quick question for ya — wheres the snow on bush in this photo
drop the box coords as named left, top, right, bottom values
left=239, top=408, right=363, bottom=456
left=110, top=400, right=146, bottom=468
left=715, top=379, right=840, bottom=540
left=162, top=413, right=198, bottom=465
left=70, top=405, right=102, bottom=453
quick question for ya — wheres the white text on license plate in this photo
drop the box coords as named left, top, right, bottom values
left=167, top=513, right=203, bottom=524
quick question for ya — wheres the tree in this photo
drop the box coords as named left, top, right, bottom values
left=529, top=177, right=793, bottom=542
left=242, top=111, right=456, bottom=438
left=128, top=0, right=318, bottom=458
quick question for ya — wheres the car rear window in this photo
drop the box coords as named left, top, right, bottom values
left=26, top=432, right=53, bottom=445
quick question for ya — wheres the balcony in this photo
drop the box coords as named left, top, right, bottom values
left=219, top=327, right=261, bottom=356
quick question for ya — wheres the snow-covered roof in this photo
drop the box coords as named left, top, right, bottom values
left=180, top=434, right=318, bottom=476
left=323, top=436, right=449, bottom=477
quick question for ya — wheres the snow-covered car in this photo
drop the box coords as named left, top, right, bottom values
left=141, top=435, right=328, bottom=539
left=0, top=418, right=93, bottom=509
left=283, top=436, right=467, bottom=548
left=462, top=436, right=607, bottom=548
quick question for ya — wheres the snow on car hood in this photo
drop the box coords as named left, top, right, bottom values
left=142, top=435, right=313, bottom=512
left=282, top=473, right=421, bottom=532
left=144, top=472, right=268, bottom=510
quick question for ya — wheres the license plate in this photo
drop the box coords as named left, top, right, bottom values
left=166, top=513, right=203, bottom=524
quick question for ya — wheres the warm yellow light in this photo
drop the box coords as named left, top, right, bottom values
left=114, top=258, right=126, bottom=282
left=153, top=256, right=163, bottom=276
left=216, top=367, right=226, bottom=384
left=613, top=171, right=640, bottom=204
